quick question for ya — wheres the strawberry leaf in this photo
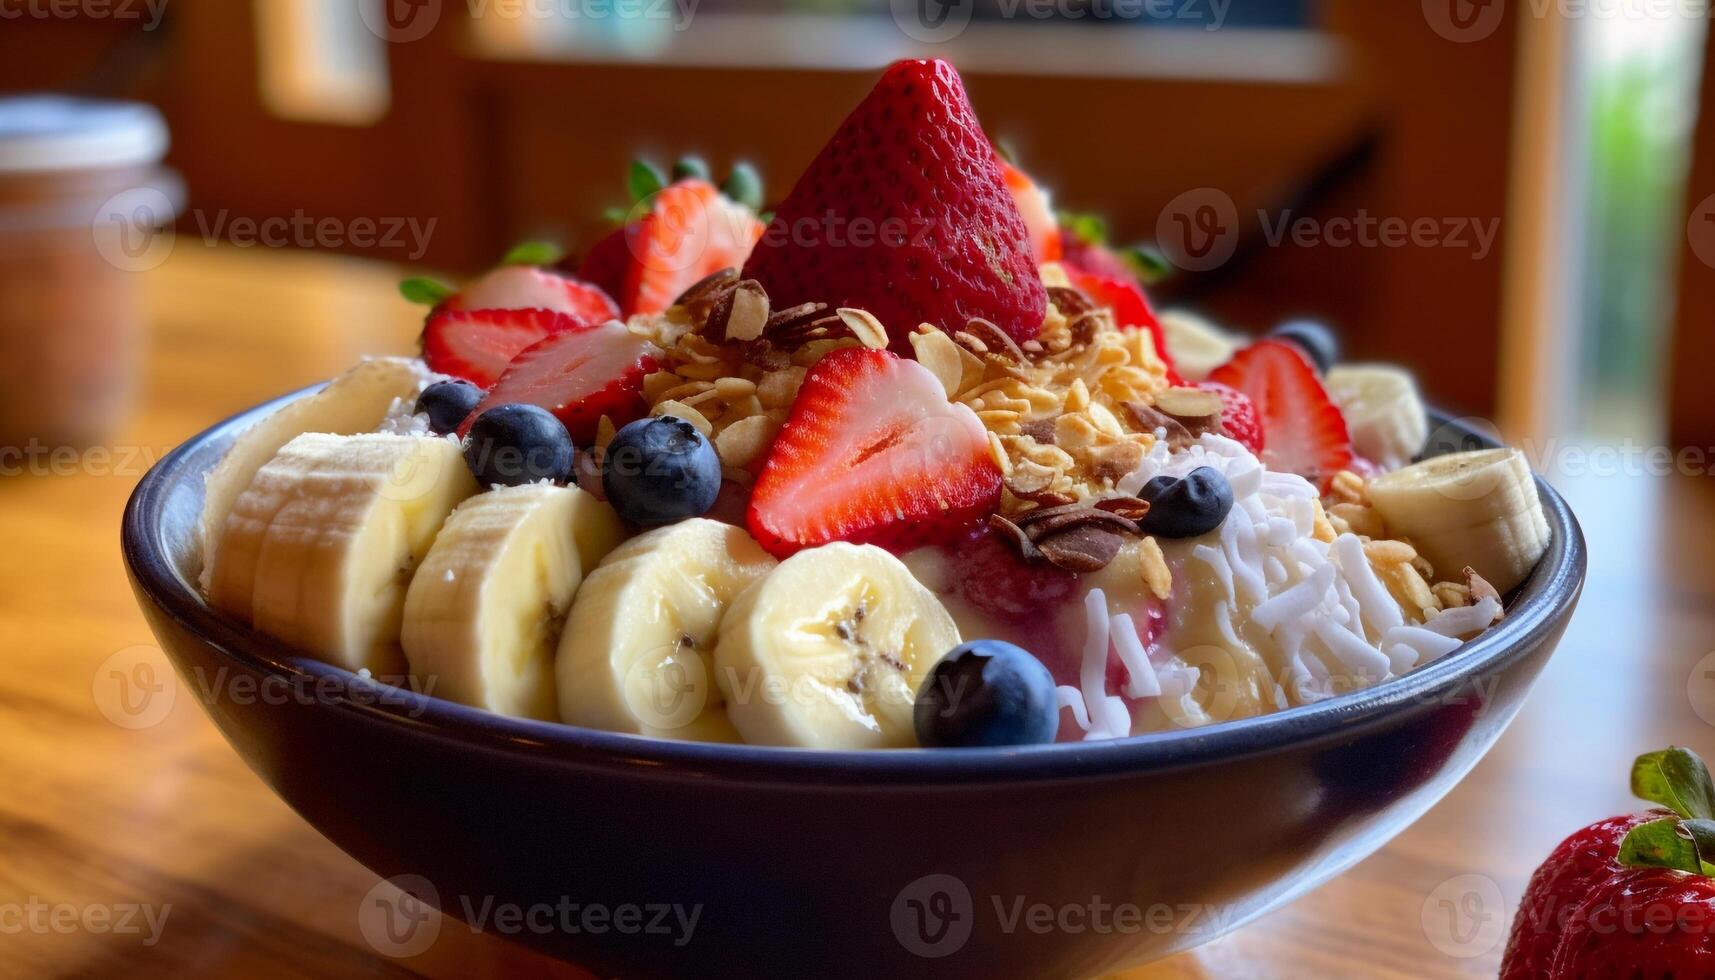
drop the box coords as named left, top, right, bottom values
left=601, top=205, right=629, bottom=225
left=1685, top=819, right=1715, bottom=876
left=399, top=276, right=455, bottom=307
left=627, top=159, right=665, bottom=203
left=672, top=155, right=711, bottom=182
left=722, top=161, right=763, bottom=211
left=1057, top=210, right=1107, bottom=247
left=1632, top=747, right=1715, bottom=820
left=1121, top=245, right=1172, bottom=286
left=501, top=240, right=563, bottom=267
left=1619, top=817, right=1703, bottom=873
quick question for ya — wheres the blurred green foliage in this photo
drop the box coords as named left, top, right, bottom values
left=1580, top=26, right=1704, bottom=435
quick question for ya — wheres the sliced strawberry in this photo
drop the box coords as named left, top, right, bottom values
left=747, top=347, right=1002, bottom=558
left=1063, top=266, right=1175, bottom=379
left=1199, top=381, right=1264, bottom=456
left=741, top=59, right=1047, bottom=348
left=998, top=158, right=1063, bottom=265
left=461, top=321, right=661, bottom=444
left=1207, top=340, right=1354, bottom=489
left=578, top=179, right=764, bottom=318
left=422, top=307, right=586, bottom=388
left=445, top=265, right=619, bottom=323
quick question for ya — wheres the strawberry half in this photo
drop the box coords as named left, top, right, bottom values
left=741, top=59, right=1047, bottom=349
left=460, top=320, right=661, bottom=444
left=1199, top=381, right=1264, bottom=456
left=998, top=158, right=1063, bottom=265
left=1063, top=266, right=1176, bottom=380
left=1207, top=340, right=1354, bottom=488
left=747, top=347, right=1002, bottom=558
left=446, top=265, right=619, bottom=323
left=578, top=178, right=764, bottom=317
left=422, top=307, right=586, bottom=388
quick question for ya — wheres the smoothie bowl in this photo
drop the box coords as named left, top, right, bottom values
left=122, top=59, right=1583, bottom=978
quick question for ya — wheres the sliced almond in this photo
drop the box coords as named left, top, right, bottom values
left=1064, top=378, right=1091, bottom=412
left=714, top=376, right=758, bottom=400
left=725, top=393, right=764, bottom=421
left=910, top=329, right=967, bottom=398
left=1037, top=525, right=1124, bottom=573
left=1086, top=439, right=1144, bottom=484
left=651, top=400, right=713, bottom=436
left=719, top=279, right=771, bottom=342
left=836, top=308, right=890, bottom=350
left=1154, top=387, right=1223, bottom=430
left=643, top=370, right=684, bottom=403
left=714, top=414, right=780, bottom=469
left=1003, top=459, right=1059, bottom=496
left=757, top=367, right=806, bottom=408
left=1138, top=536, right=1172, bottom=601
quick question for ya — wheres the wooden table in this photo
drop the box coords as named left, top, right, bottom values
left=5, top=247, right=1711, bottom=979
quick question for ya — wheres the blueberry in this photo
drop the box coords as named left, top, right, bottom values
left=602, top=416, right=722, bottom=526
left=463, top=404, right=576, bottom=488
left=914, top=640, right=1059, bottom=748
left=1268, top=319, right=1339, bottom=373
left=1138, top=466, right=1233, bottom=539
left=416, top=380, right=484, bottom=436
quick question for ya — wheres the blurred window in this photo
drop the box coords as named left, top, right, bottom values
left=470, top=0, right=1323, bottom=73
left=1577, top=16, right=1706, bottom=438
left=255, top=0, right=390, bottom=124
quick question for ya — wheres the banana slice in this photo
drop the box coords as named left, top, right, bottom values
left=198, top=358, right=430, bottom=591
left=1368, top=448, right=1548, bottom=592
left=208, top=433, right=477, bottom=674
left=565, top=490, right=626, bottom=572
left=1159, top=310, right=1241, bottom=382
left=556, top=519, right=775, bottom=741
left=715, top=543, right=960, bottom=749
left=1326, top=365, right=1429, bottom=470
left=402, top=485, right=599, bottom=721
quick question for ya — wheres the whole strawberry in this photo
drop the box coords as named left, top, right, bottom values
left=1500, top=747, right=1715, bottom=978
left=741, top=59, right=1047, bottom=349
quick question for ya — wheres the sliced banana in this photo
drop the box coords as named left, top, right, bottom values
left=198, top=358, right=430, bottom=591
left=565, top=490, right=626, bottom=572
left=1326, top=365, right=1429, bottom=470
left=556, top=519, right=775, bottom=741
left=1368, top=448, right=1548, bottom=592
left=1159, top=310, right=1241, bottom=382
left=715, top=543, right=960, bottom=749
left=207, top=433, right=477, bottom=674
left=402, top=485, right=599, bottom=721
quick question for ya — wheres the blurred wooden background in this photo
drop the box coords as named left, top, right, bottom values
left=0, top=0, right=1532, bottom=419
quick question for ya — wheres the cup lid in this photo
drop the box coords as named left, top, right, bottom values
left=0, top=96, right=169, bottom=174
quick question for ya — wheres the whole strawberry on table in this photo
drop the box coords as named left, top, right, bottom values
left=1500, top=746, right=1715, bottom=978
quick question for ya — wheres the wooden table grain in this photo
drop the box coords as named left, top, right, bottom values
left=4, top=247, right=1711, bottom=979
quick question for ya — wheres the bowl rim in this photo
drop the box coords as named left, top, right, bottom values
left=123, top=383, right=1586, bottom=785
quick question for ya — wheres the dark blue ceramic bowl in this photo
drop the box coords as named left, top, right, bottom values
left=122, top=389, right=1585, bottom=979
